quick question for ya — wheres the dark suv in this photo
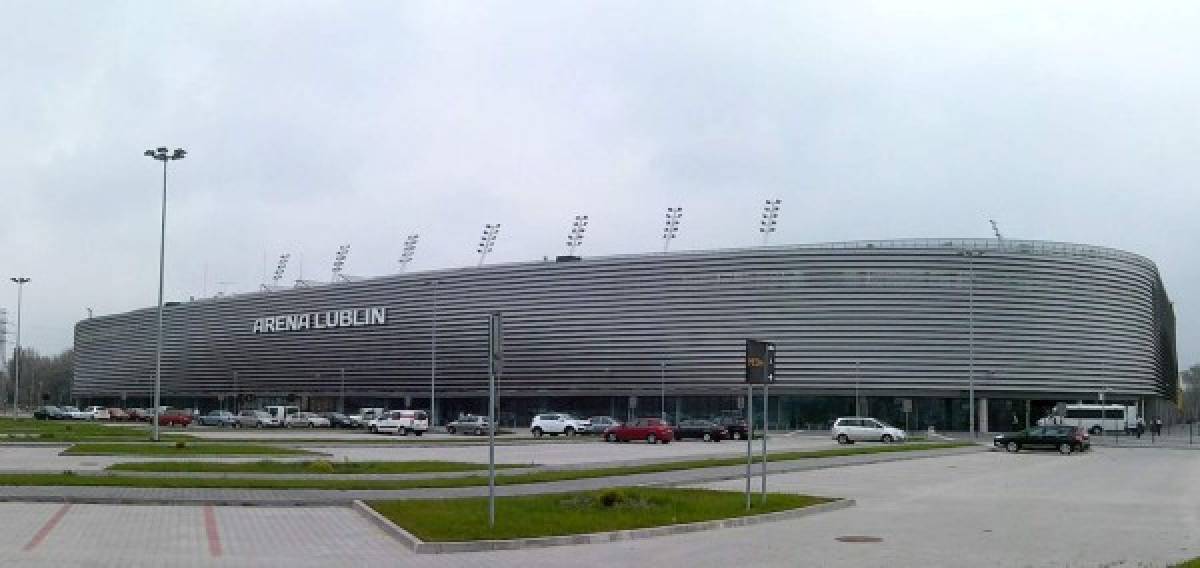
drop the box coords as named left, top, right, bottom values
left=993, top=425, right=1089, bottom=455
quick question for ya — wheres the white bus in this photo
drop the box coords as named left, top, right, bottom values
left=1042, top=404, right=1138, bottom=434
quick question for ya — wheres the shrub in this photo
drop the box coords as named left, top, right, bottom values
left=174, top=441, right=187, bottom=450
left=598, top=489, right=625, bottom=508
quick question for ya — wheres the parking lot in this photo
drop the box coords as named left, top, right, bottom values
left=0, top=446, right=1195, bottom=566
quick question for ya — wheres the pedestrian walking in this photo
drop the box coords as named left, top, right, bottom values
left=1136, top=417, right=1145, bottom=438
left=1154, top=417, right=1163, bottom=436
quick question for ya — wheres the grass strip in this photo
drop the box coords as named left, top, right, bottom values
left=0, top=441, right=972, bottom=490
left=367, top=488, right=831, bottom=541
left=64, top=443, right=316, bottom=457
left=0, top=418, right=193, bottom=442
left=107, top=460, right=524, bottom=474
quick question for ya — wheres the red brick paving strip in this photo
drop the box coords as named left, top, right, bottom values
left=203, top=504, right=222, bottom=557
left=23, top=503, right=72, bottom=551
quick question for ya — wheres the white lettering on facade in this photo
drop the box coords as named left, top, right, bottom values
left=251, top=307, right=388, bottom=334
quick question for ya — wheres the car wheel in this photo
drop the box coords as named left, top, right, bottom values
left=1005, top=441, right=1019, bottom=453
left=564, top=427, right=575, bottom=437
left=256, top=422, right=264, bottom=429
left=447, top=427, right=456, bottom=434
left=606, top=433, right=617, bottom=442
left=837, top=434, right=849, bottom=445
left=646, top=434, right=657, bottom=444
left=1058, top=443, right=1073, bottom=455
left=475, top=428, right=484, bottom=436
left=414, top=430, right=423, bottom=436
left=703, top=432, right=712, bottom=442
left=882, top=434, right=894, bottom=443
left=308, top=422, right=314, bottom=428
left=532, top=427, right=543, bottom=438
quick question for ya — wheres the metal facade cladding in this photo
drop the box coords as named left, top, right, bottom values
left=72, top=239, right=1177, bottom=401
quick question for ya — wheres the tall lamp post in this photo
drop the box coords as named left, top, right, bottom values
left=144, top=146, right=186, bottom=442
left=958, top=249, right=984, bottom=437
left=660, top=361, right=667, bottom=421
left=9, top=277, right=29, bottom=417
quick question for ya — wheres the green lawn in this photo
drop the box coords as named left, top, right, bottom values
left=108, top=460, right=523, bottom=474
left=1172, top=559, right=1200, bottom=568
left=0, top=441, right=972, bottom=490
left=0, top=418, right=192, bottom=442
left=63, top=443, right=316, bottom=457
left=368, top=488, right=831, bottom=541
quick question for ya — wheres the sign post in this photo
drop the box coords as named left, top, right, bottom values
left=745, top=339, right=776, bottom=509
left=488, top=313, right=503, bottom=529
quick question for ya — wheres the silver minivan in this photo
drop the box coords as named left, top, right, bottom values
left=831, top=417, right=907, bottom=444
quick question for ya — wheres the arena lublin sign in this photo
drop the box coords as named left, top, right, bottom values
left=251, top=307, right=387, bottom=334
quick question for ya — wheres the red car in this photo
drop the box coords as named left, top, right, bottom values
left=157, top=410, right=193, bottom=427
left=603, top=417, right=674, bottom=444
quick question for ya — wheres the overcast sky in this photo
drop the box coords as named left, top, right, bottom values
left=2, top=1, right=1198, bottom=364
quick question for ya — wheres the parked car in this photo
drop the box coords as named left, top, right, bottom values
left=351, top=407, right=386, bottom=428
left=602, top=417, right=674, bottom=444
left=60, top=406, right=94, bottom=420
left=319, top=412, right=355, bottom=428
left=446, top=415, right=490, bottom=435
left=714, top=415, right=750, bottom=440
left=673, top=419, right=727, bottom=442
left=831, top=417, right=907, bottom=444
left=198, top=410, right=238, bottom=427
left=264, top=405, right=299, bottom=424
left=33, top=406, right=68, bottom=420
left=587, top=416, right=620, bottom=434
left=994, top=425, right=1089, bottom=455
left=157, top=409, right=193, bottom=427
left=127, top=408, right=151, bottom=421
left=84, top=406, right=111, bottom=420
left=106, top=408, right=130, bottom=421
left=285, top=412, right=331, bottom=428
left=236, top=410, right=281, bottom=428
left=530, top=413, right=591, bottom=437
left=376, top=410, right=429, bottom=436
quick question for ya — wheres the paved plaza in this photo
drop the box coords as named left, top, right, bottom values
left=0, top=446, right=1194, bottom=566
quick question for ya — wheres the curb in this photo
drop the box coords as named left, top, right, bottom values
left=352, top=497, right=855, bottom=554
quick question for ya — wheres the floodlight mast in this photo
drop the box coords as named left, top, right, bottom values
left=565, top=215, right=589, bottom=256
left=143, top=146, right=185, bottom=442
left=990, top=219, right=1005, bottom=244
left=759, top=199, right=782, bottom=245
left=476, top=224, right=501, bottom=267
left=662, top=207, right=683, bottom=252
left=331, top=244, right=351, bottom=282
left=398, top=234, right=420, bottom=272
left=265, top=253, right=290, bottom=290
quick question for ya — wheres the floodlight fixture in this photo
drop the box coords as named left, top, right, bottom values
left=565, top=215, right=589, bottom=256
left=759, top=199, right=782, bottom=245
left=662, top=207, right=683, bottom=252
left=271, top=253, right=291, bottom=285
left=331, top=244, right=351, bottom=281
left=142, top=145, right=186, bottom=442
left=476, top=224, right=501, bottom=267
left=398, top=234, right=420, bottom=272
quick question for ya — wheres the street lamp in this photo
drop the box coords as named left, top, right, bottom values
left=958, top=249, right=985, bottom=437
left=9, top=277, right=29, bottom=417
left=565, top=215, right=589, bottom=256
left=660, top=361, right=667, bottom=421
left=759, top=199, right=782, bottom=245
left=144, top=146, right=185, bottom=442
left=477, top=224, right=501, bottom=266
left=428, top=279, right=439, bottom=427
left=662, top=207, right=683, bottom=252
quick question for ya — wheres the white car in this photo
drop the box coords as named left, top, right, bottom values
left=285, top=412, right=330, bottom=428
left=831, top=417, right=907, bottom=444
left=60, top=406, right=95, bottom=420
left=353, top=407, right=386, bottom=430
left=530, top=413, right=591, bottom=437
left=85, top=406, right=110, bottom=420
left=376, top=410, right=429, bottom=436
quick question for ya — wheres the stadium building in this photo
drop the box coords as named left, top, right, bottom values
left=73, top=239, right=1177, bottom=432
